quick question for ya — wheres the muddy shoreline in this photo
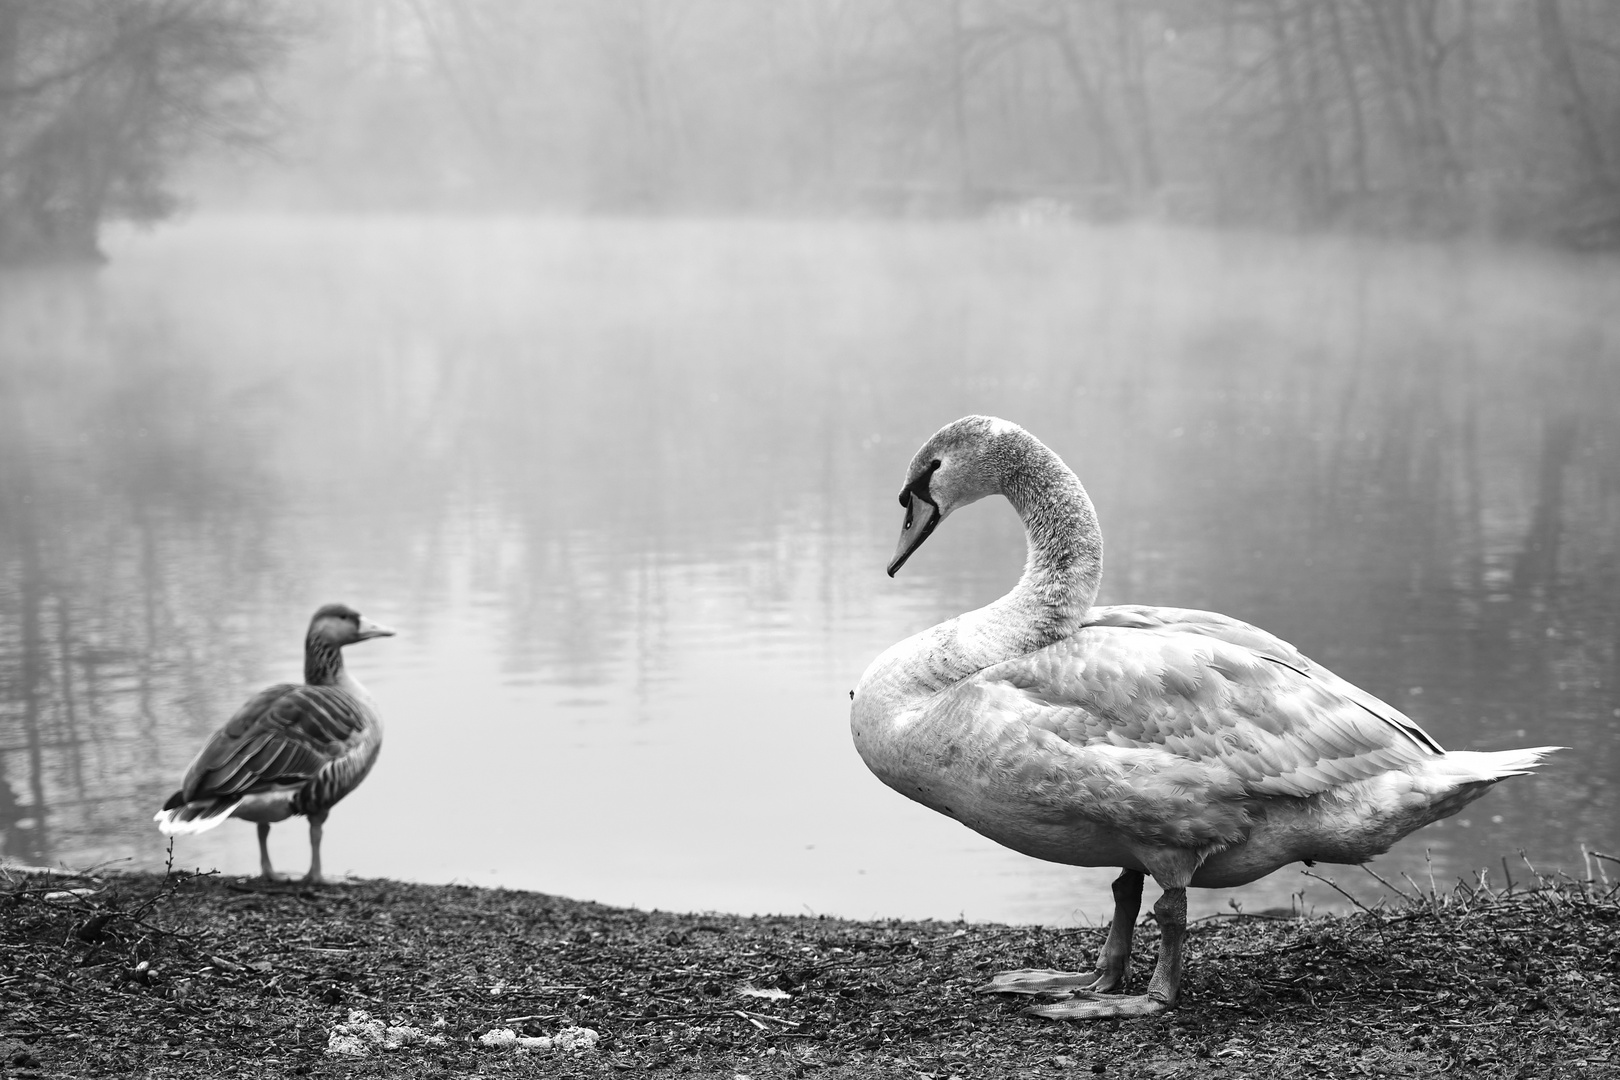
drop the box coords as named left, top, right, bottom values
left=2, top=868, right=1616, bottom=1079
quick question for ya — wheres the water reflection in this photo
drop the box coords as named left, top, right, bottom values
left=0, top=220, right=1615, bottom=924
left=0, top=269, right=278, bottom=868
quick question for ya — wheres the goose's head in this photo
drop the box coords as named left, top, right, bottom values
left=308, top=603, right=396, bottom=646
left=888, top=415, right=1022, bottom=576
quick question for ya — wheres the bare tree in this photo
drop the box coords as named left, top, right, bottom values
left=159, top=0, right=1620, bottom=240
left=0, top=0, right=288, bottom=263
left=1533, top=0, right=1613, bottom=192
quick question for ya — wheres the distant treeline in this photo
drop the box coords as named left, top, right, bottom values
left=0, top=0, right=285, bottom=263
left=5, top=0, right=1620, bottom=261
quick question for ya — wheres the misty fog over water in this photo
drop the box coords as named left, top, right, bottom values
left=1, top=216, right=1614, bottom=924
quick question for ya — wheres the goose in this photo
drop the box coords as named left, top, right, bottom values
left=154, top=604, right=394, bottom=883
left=850, top=416, right=1557, bottom=1019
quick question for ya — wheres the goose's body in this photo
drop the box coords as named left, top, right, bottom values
left=851, top=417, right=1557, bottom=1019
left=154, top=604, right=394, bottom=883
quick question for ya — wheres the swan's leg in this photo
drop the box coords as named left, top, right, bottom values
left=1092, top=869, right=1145, bottom=991
left=256, top=822, right=277, bottom=880
left=1024, top=886, right=1186, bottom=1020
left=303, top=810, right=329, bottom=884
left=977, top=869, right=1145, bottom=997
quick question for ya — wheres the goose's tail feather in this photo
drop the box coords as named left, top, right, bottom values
left=153, top=797, right=243, bottom=836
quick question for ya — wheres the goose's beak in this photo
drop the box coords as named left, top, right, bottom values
left=888, top=491, right=941, bottom=577
left=357, top=617, right=396, bottom=640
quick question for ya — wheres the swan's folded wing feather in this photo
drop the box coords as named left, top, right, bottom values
left=974, top=619, right=1440, bottom=802
left=177, top=685, right=370, bottom=802
left=1080, top=605, right=1444, bottom=754
left=1081, top=605, right=1312, bottom=666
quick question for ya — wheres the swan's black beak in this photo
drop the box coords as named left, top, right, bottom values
left=888, top=490, right=940, bottom=576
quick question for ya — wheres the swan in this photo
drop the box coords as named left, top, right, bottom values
left=850, top=416, right=1557, bottom=1019
left=154, top=604, right=394, bottom=883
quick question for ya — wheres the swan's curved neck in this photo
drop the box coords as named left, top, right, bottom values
left=852, top=428, right=1103, bottom=713
left=305, top=638, right=346, bottom=687
left=982, top=431, right=1103, bottom=656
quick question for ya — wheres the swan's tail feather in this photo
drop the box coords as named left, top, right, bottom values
left=1379, top=746, right=1562, bottom=829
left=1437, top=746, right=1562, bottom=783
left=153, top=797, right=243, bottom=836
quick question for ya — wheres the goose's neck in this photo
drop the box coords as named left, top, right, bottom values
left=985, top=434, right=1103, bottom=654
left=304, top=637, right=347, bottom=687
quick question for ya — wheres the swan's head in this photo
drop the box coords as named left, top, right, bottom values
left=308, top=603, right=396, bottom=646
left=887, top=415, right=1022, bottom=576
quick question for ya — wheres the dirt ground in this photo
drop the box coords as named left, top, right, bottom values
left=2, top=865, right=1616, bottom=1079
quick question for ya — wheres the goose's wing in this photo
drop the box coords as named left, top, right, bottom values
left=167, top=685, right=371, bottom=806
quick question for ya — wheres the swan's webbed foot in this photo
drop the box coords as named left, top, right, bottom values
left=1022, top=991, right=1172, bottom=1020
left=999, top=881, right=1187, bottom=1023
left=976, top=968, right=1120, bottom=998
left=979, top=870, right=1144, bottom=1002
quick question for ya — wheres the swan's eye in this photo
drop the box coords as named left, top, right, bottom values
left=898, top=459, right=941, bottom=512
left=906, top=460, right=943, bottom=498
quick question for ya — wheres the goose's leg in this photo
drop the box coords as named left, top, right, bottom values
left=1024, top=887, right=1186, bottom=1020
left=977, top=869, right=1145, bottom=997
left=256, top=822, right=277, bottom=880
left=304, top=810, right=329, bottom=884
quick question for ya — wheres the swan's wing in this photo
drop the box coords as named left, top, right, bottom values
left=1082, top=605, right=1314, bottom=663
left=1081, top=605, right=1444, bottom=754
left=964, top=615, right=1441, bottom=805
left=169, top=685, right=371, bottom=805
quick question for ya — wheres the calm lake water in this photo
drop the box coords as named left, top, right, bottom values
left=1, top=217, right=1616, bottom=925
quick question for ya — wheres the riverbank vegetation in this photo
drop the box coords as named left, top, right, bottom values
left=6, top=1, right=1620, bottom=264
left=269, top=0, right=1620, bottom=244
left=0, top=1, right=288, bottom=263
left=2, top=859, right=1615, bottom=1079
